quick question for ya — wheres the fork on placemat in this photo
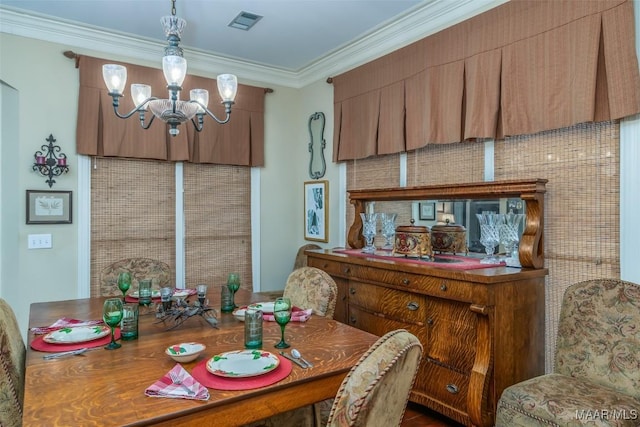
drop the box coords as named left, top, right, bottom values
left=169, top=371, right=195, bottom=395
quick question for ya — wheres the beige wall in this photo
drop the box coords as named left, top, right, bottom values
left=0, top=33, right=342, bottom=337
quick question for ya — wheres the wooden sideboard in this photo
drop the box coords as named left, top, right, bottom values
left=308, top=179, right=548, bottom=426
left=308, top=249, right=546, bottom=427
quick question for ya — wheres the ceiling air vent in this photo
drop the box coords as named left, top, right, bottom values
left=228, top=11, right=263, bottom=31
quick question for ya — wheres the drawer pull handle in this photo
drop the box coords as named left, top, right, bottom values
left=349, top=288, right=356, bottom=295
left=446, top=384, right=459, bottom=394
left=350, top=316, right=357, bottom=324
left=343, top=267, right=351, bottom=274
left=407, top=302, right=419, bottom=311
left=427, top=318, right=434, bottom=325
left=402, top=278, right=410, bottom=285
left=440, top=283, right=448, bottom=291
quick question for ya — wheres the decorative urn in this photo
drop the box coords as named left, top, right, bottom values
left=431, top=221, right=468, bottom=255
left=394, top=219, right=433, bottom=259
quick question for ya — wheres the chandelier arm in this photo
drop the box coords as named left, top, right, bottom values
left=139, top=112, right=156, bottom=130
left=201, top=102, right=233, bottom=125
left=110, top=95, right=159, bottom=120
left=190, top=116, right=204, bottom=133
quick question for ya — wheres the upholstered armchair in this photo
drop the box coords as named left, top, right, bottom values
left=99, top=258, right=172, bottom=297
left=283, top=266, right=337, bottom=318
left=496, top=278, right=640, bottom=426
left=0, top=298, right=26, bottom=427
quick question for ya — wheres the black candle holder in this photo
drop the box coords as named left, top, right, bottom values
left=33, top=134, right=69, bottom=188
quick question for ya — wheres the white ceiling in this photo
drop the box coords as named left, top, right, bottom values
left=0, top=0, right=507, bottom=87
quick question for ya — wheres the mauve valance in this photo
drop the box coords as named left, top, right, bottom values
left=76, top=55, right=265, bottom=166
left=332, top=0, right=640, bottom=161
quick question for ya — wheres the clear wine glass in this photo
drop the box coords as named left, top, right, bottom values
left=102, top=298, right=123, bottom=350
left=476, top=212, right=503, bottom=264
left=227, top=273, right=240, bottom=308
left=360, top=212, right=379, bottom=254
left=274, top=297, right=292, bottom=349
left=379, top=213, right=397, bottom=251
left=117, top=272, right=131, bottom=301
left=500, top=211, right=525, bottom=266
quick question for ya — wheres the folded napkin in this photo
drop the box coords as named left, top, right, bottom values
left=145, top=364, right=209, bottom=401
left=30, top=317, right=104, bottom=335
left=262, top=307, right=313, bottom=323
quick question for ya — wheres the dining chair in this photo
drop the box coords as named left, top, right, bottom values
left=246, top=329, right=422, bottom=427
left=99, top=257, right=172, bottom=297
left=0, top=298, right=26, bottom=427
left=293, top=244, right=321, bottom=271
left=283, top=266, right=337, bottom=318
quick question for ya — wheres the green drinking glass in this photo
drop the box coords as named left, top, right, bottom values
left=274, top=297, right=292, bottom=349
left=227, top=273, right=240, bottom=308
left=117, top=271, right=131, bottom=301
left=102, top=298, right=123, bottom=350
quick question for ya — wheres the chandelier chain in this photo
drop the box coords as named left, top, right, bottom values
left=171, top=0, right=176, bottom=17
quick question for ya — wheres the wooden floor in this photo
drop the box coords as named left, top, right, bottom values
left=401, top=403, right=465, bottom=427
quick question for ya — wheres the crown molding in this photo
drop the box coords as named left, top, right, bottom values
left=1, top=0, right=507, bottom=89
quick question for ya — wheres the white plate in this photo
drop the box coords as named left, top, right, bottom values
left=247, top=302, right=275, bottom=314
left=130, top=289, right=161, bottom=299
left=206, top=350, right=280, bottom=378
left=172, top=290, right=190, bottom=298
left=232, top=308, right=246, bottom=321
left=43, top=325, right=111, bottom=344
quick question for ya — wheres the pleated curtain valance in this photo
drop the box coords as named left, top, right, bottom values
left=332, top=0, right=640, bottom=161
left=76, top=55, right=266, bottom=166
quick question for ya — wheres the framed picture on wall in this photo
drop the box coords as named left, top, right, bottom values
left=418, top=202, right=435, bottom=221
left=26, top=190, right=73, bottom=224
left=304, top=180, right=328, bottom=242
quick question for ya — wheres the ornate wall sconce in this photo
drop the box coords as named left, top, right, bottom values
left=33, top=134, right=69, bottom=188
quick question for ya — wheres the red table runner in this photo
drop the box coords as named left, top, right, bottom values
left=191, top=355, right=292, bottom=391
left=334, top=249, right=505, bottom=270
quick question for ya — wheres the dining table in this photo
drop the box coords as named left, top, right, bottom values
left=23, top=288, right=379, bottom=426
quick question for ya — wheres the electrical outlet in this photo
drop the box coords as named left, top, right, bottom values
left=28, top=234, right=52, bottom=249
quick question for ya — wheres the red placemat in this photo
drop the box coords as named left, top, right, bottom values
left=334, top=249, right=505, bottom=270
left=30, top=329, right=122, bottom=352
left=124, top=296, right=161, bottom=304
left=191, top=355, right=292, bottom=391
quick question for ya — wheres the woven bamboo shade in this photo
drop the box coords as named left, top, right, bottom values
left=183, top=164, right=252, bottom=291
left=345, top=121, right=621, bottom=373
left=407, top=141, right=485, bottom=187
left=90, top=157, right=176, bottom=297
left=345, top=153, right=402, bottom=245
left=495, top=120, right=620, bottom=371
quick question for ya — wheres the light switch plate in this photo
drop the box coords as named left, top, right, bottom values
left=28, top=234, right=52, bottom=249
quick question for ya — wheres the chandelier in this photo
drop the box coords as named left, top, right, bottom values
left=101, top=0, right=238, bottom=136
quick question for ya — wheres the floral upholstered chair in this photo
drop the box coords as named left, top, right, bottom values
left=293, top=244, right=321, bottom=271
left=0, top=298, right=26, bottom=427
left=99, top=258, right=172, bottom=297
left=283, top=266, right=337, bottom=318
left=496, top=278, right=640, bottom=427
left=245, top=329, right=422, bottom=427
left=325, top=329, right=423, bottom=426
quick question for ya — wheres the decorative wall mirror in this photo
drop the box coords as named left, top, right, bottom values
left=307, top=112, right=326, bottom=179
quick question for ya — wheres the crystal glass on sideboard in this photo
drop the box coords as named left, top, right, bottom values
left=380, top=213, right=397, bottom=251
left=476, top=211, right=504, bottom=264
left=359, top=212, right=379, bottom=254
left=500, top=210, right=525, bottom=267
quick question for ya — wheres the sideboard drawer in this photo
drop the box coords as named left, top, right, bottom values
left=348, top=306, right=428, bottom=346
left=417, top=360, right=469, bottom=412
left=307, top=257, right=346, bottom=277
left=349, top=281, right=427, bottom=324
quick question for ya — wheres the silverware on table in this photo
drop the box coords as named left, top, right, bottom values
left=279, top=351, right=307, bottom=368
left=43, top=348, right=88, bottom=360
left=169, top=371, right=195, bottom=395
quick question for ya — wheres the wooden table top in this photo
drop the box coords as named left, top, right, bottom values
left=23, top=289, right=378, bottom=427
